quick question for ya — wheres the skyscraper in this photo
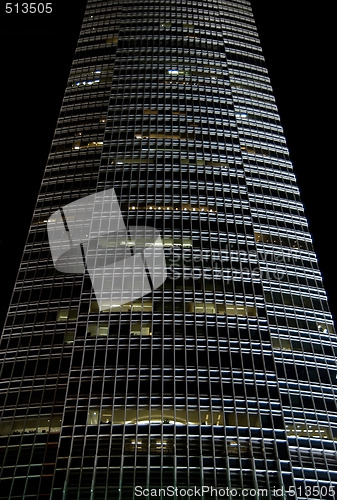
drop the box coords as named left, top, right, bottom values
left=1, top=1, right=336, bottom=499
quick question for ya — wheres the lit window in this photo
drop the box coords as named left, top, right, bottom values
left=65, top=331, right=75, bottom=343
left=0, top=415, right=62, bottom=435
left=131, top=322, right=152, bottom=336
left=72, top=140, right=103, bottom=150
left=87, top=324, right=109, bottom=337
left=286, top=423, right=333, bottom=440
left=143, top=109, right=158, bottom=115
left=86, top=406, right=224, bottom=427
left=57, top=308, right=78, bottom=321
left=90, top=300, right=152, bottom=313
left=106, top=36, right=118, bottom=45
left=189, top=302, right=257, bottom=317
left=318, top=323, right=333, bottom=333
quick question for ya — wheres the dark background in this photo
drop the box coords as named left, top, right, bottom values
left=0, top=1, right=335, bottom=329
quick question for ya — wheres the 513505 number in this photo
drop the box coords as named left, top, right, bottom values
left=5, top=3, right=53, bottom=14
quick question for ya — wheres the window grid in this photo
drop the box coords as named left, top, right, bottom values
left=0, top=0, right=336, bottom=499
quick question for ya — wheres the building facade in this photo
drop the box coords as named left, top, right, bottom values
left=1, top=0, right=336, bottom=499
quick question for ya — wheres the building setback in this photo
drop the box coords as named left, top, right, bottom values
left=0, top=1, right=336, bottom=499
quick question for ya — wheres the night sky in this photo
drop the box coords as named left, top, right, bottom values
left=0, top=1, right=335, bottom=330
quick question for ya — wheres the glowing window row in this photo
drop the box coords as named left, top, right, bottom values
left=87, top=407, right=261, bottom=427
left=128, top=203, right=215, bottom=213
left=254, top=231, right=308, bottom=250
left=58, top=301, right=257, bottom=319
left=0, top=415, right=62, bottom=436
